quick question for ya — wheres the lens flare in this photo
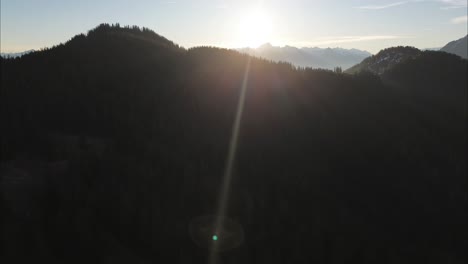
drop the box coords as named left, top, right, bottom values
left=209, top=57, right=251, bottom=263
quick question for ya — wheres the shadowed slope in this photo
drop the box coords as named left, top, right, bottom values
left=1, top=24, right=466, bottom=264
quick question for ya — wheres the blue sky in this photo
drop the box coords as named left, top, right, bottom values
left=1, top=0, right=467, bottom=53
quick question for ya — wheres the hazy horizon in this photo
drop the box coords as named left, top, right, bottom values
left=1, top=0, right=467, bottom=54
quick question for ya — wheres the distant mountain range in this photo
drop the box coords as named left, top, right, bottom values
left=4, top=35, right=465, bottom=68
left=237, top=43, right=371, bottom=70
left=237, top=35, right=466, bottom=73
left=441, top=35, right=467, bottom=59
left=0, top=50, right=35, bottom=58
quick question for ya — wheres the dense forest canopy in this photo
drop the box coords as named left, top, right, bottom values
left=1, top=24, right=467, bottom=263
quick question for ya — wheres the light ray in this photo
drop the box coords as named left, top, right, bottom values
left=209, top=57, right=251, bottom=263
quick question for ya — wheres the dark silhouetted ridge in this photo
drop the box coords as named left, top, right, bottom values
left=85, top=23, right=182, bottom=50
left=1, top=24, right=467, bottom=264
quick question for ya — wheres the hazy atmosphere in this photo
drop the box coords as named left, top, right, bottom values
left=1, top=0, right=467, bottom=53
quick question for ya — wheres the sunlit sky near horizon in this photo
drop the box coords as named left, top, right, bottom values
left=1, top=0, right=467, bottom=53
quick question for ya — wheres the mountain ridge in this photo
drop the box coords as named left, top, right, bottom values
left=0, top=49, right=35, bottom=58
left=237, top=43, right=371, bottom=70
left=1, top=23, right=467, bottom=264
left=440, top=35, right=467, bottom=59
left=345, top=46, right=422, bottom=75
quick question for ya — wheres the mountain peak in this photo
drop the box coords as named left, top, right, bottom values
left=258, top=42, right=273, bottom=49
left=346, top=46, right=421, bottom=75
left=441, top=35, right=467, bottom=59
left=93, top=23, right=175, bottom=41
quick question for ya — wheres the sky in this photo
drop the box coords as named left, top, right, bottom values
left=1, top=0, right=467, bottom=53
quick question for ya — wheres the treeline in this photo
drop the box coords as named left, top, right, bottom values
left=1, top=24, right=467, bottom=263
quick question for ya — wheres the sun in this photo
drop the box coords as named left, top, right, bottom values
left=237, top=9, right=273, bottom=48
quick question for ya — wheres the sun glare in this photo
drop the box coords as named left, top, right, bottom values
left=237, top=9, right=273, bottom=48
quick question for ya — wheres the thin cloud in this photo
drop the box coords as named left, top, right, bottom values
left=356, top=0, right=467, bottom=10
left=439, top=0, right=467, bottom=7
left=355, top=1, right=408, bottom=10
left=438, top=0, right=467, bottom=9
left=451, top=15, right=468, bottom=24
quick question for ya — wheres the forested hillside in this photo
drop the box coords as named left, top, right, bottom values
left=1, top=24, right=466, bottom=264
left=345, top=46, right=421, bottom=75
